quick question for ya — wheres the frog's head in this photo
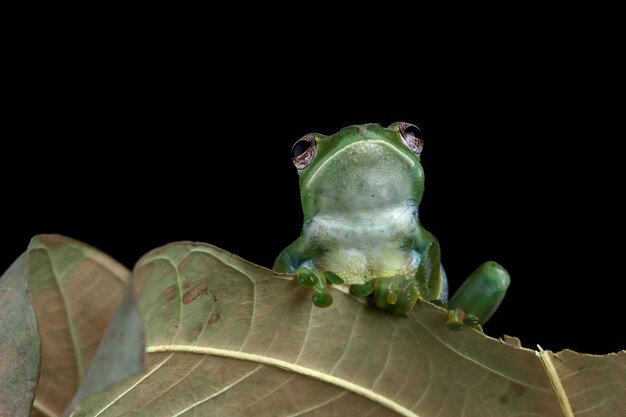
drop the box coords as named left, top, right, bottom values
left=291, top=123, right=425, bottom=221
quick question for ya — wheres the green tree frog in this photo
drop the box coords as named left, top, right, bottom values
left=274, top=123, right=510, bottom=329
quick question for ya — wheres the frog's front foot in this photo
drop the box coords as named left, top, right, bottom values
left=446, top=261, right=510, bottom=331
left=295, top=267, right=344, bottom=307
left=350, top=276, right=421, bottom=316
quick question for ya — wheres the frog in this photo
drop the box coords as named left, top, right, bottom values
left=273, top=123, right=510, bottom=329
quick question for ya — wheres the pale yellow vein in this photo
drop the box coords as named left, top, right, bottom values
left=147, top=344, right=420, bottom=417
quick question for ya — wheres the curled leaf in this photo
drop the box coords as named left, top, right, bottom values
left=28, top=235, right=130, bottom=417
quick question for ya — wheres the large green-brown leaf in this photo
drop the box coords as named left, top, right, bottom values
left=0, top=253, right=41, bottom=417
left=68, top=242, right=626, bottom=417
left=27, top=235, right=130, bottom=417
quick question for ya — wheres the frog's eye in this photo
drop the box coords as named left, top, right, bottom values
left=398, top=123, right=424, bottom=155
left=292, top=135, right=317, bottom=170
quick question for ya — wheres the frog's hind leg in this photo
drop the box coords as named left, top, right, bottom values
left=447, top=261, right=510, bottom=330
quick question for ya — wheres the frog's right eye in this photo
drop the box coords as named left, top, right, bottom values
left=397, top=123, right=424, bottom=155
left=292, top=135, right=317, bottom=170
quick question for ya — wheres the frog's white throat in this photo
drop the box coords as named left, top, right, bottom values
left=305, top=139, right=416, bottom=189
left=306, top=140, right=419, bottom=213
left=306, top=203, right=419, bottom=243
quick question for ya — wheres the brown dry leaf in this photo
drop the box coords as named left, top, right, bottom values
left=543, top=350, right=626, bottom=416
left=67, top=241, right=626, bottom=417
left=27, top=235, right=130, bottom=417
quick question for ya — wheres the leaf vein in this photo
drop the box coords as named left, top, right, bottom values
left=329, top=306, right=362, bottom=375
left=32, top=399, right=56, bottom=417
left=147, top=344, right=420, bottom=417
left=170, top=365, right=262, bottom=417
left=286, top=391, right=347, bottom=417
left=295, top=300, right=314, bottom=364
left=538, top=351, right=575, bottom=417
left=415, top=317, right=546, bottom=391
left=575, top=397, right=609, bottom=415
left=143, top=356, right=207, bottom=408
left=246, top=373, right=297, bottom=409
left=371, top=326, right=395, bottom=390
left=92, top=353, right=173, bottom=417
left=41, top=248, right=85, bottom=383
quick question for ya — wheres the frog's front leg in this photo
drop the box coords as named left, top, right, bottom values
left=352, top=233, right=444, bottom=317
left=274, top=239, right=343, bottom=307
left=446, top=261, right=510, bottom=330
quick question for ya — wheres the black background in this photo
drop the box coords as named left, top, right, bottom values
left=3, top=30, right=625, bottom=355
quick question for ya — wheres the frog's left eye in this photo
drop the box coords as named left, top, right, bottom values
left=398, top=123, right=424, bottom=155
left=292, top=135, right=317, bottom=170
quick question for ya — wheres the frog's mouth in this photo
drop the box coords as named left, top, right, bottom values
left=304, top=140, right=421, bottom=213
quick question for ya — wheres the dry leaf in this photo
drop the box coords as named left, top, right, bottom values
left=27, top=235, right=130, bottom=416
left=2, top=236, right=625, bottom=417
left=66, top=241, right=626, bottom=417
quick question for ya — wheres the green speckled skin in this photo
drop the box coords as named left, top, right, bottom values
left=274, top=123, right=509, bottom=325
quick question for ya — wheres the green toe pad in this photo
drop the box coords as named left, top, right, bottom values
left=446, top=308, right=484, bottom=331
left=295, top=267, right=340, bottom=308
left=350, top=280, right=374, bottom=297
left=312, top=290, right=332, bottom=307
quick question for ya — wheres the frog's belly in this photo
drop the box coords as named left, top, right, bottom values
left=316, top=248, right=418, bottom=285
left=305, top=204, right=420, bottom=285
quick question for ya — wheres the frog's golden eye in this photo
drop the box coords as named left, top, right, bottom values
left=292, top=135, right=317, bottom=170
left=398, top=122, right=424, bottom=155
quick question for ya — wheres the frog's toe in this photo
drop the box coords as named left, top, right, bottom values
left=312, top=290, right=332, bottom=307
left=394, top=279, right=421, bottom=316
left=446, top=308, right=482, bottom=331
left=350, top=280, right=374, bottom=297
left=295, top=267, right=341, bottom=308
left=296, top=268, right=318, bottom=289
left=324, top=271, right=344, bottom=285
left=372, top=276, right=419, bottom=315
left=374, top=276, right=403, bottom=309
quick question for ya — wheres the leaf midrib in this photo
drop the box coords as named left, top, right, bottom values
left=41, top=248, right=85, bottom=383
left=145, top=344, right=420, bottom=417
